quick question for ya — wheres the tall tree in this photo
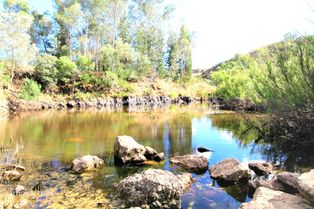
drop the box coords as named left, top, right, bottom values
left=30, top=11, right=56, bottom=54
left=0, top=12, right=37, bottom=81
left=166, top=25, right=192, bottom=81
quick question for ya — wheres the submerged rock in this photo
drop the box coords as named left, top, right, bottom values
left=13, top=199, right=28, bottom=209
left=0, top=164, right=25, bottom=171
left=248, top=162, right=273, bottom=176
left=170, top=154, right=208, bottom=173
left=209, top=158, right=250, bottom=183
left=239, top=187, right=312, bottom=209
left=71, top=155, right=104, bottom=173
left=114, top=136, right=163, bottom=165
left=118, top=169, right=194, bottom=209
left=13, top=185, right=26, bottom=195
left=1, top=170, right=22, bottom=182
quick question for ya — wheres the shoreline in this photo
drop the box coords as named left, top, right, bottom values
left=0, top=95, right=264, bottom=116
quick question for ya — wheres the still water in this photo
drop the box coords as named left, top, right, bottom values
left=0, top=105, right=267, bottom=209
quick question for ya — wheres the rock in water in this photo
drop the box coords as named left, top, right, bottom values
left=170, top=154, right=208, bottom=174
left=114, top=136, right=147, bottom=165
left=248, top=162, right=273, bottom=176
left=209, top=158, right=250, bottom=182
left=71, top=155, right=104, bottom=173
left=13, top=185, right=26, bottom=195
left=118, top=169, right=194, bottom=209
left=114, top=136, right=163, bottom=165
left=153, top=152, right=165, bottom=162
left=197, top=146, right=213, bottom=153
left=239, top=187, right=312, bottom=209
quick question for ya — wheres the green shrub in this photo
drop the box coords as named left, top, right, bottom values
left=101, top=71, right=120, bottom=89
left=57, top=56, right=78, bottom=85
left=34, top=54, right=58, bottom=91
left=19, top=78, right=41, bottom=100
left=76, top=55, right=94, bottom=71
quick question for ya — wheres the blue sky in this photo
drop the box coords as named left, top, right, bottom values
left=27, top=0, right=314, bottom=68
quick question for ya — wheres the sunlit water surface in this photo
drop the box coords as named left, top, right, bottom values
left=0, top=105, right=267, bottom=209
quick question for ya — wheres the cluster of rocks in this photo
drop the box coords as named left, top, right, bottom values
left=8, top=95, right=195, bottom=112
left=243, top=169, right=314, bottom=209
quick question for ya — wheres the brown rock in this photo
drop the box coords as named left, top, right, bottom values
left=248, top=162, right=273, bottom=176
left=209, top=158, right=250, bottom=182
left=170, top=154, right=208, bottom=173
left=240, top=187, right=312, bottom=209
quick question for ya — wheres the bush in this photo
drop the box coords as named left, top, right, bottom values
left=101, top=71, right=120, bottom=89
left=57, top=56, right=78, bottom=85
left=19, top=78, right=41, bottom=100
left=34, top=54, right=58, bottom=91
left=76, top=55, right=94, bottom=71
left=211, top=55, right=260, bottom=102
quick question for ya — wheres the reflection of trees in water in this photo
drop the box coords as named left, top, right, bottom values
left=210, top=113, right=313, bottom=172
left=210, top=113, right=260, bottom=147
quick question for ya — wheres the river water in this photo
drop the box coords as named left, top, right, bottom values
left=0, top=104, right=287, bottom=208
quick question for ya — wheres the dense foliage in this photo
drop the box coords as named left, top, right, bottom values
left=0, top=0, right=193, bottom=96
left=212, top=35, right=314, bottom=110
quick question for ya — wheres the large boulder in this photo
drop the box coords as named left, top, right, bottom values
left=118, top=169, right=194, bottom=209
left=240, top=187, right=312, bottom=209
left=276, top=172, right=301, bottom=194
left=114, top=136, right=147, bottom=165
left=298, top=169, right=314, bottom=204
left=114, top=136, right=163, bottom=165
left=71, top=155, right=104, bottom=173
left=170, top=154, right=208, bottom=173
left=209, top=158, right=251, bottom=182
left=248, top=162, right=273, bottom=176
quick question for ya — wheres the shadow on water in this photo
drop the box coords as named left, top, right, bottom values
left=0, top=105, right=313, bottom=208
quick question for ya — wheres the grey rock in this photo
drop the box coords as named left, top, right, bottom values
left=118, top=169, right=194, bottom=209
left=298, top=169, right=314, bottom=205
left=209, top=158, right=250, bottom=182
left=239, top=187, right=312, bottom=209
left=170, top=154, right=208, bottom=173
left=114, top=136, right=147, bottom=165
left=71, top=155, right=104, bottom=173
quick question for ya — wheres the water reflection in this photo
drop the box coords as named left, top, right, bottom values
left=0, top=105, right=311, bottom=208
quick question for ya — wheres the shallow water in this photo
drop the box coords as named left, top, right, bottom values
left=0, top=105, right=268, bottom=208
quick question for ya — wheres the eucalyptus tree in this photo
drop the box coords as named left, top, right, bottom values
left=0, top=12, right=37, bottom=82
left=166, top=25, right=192, bottom=81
